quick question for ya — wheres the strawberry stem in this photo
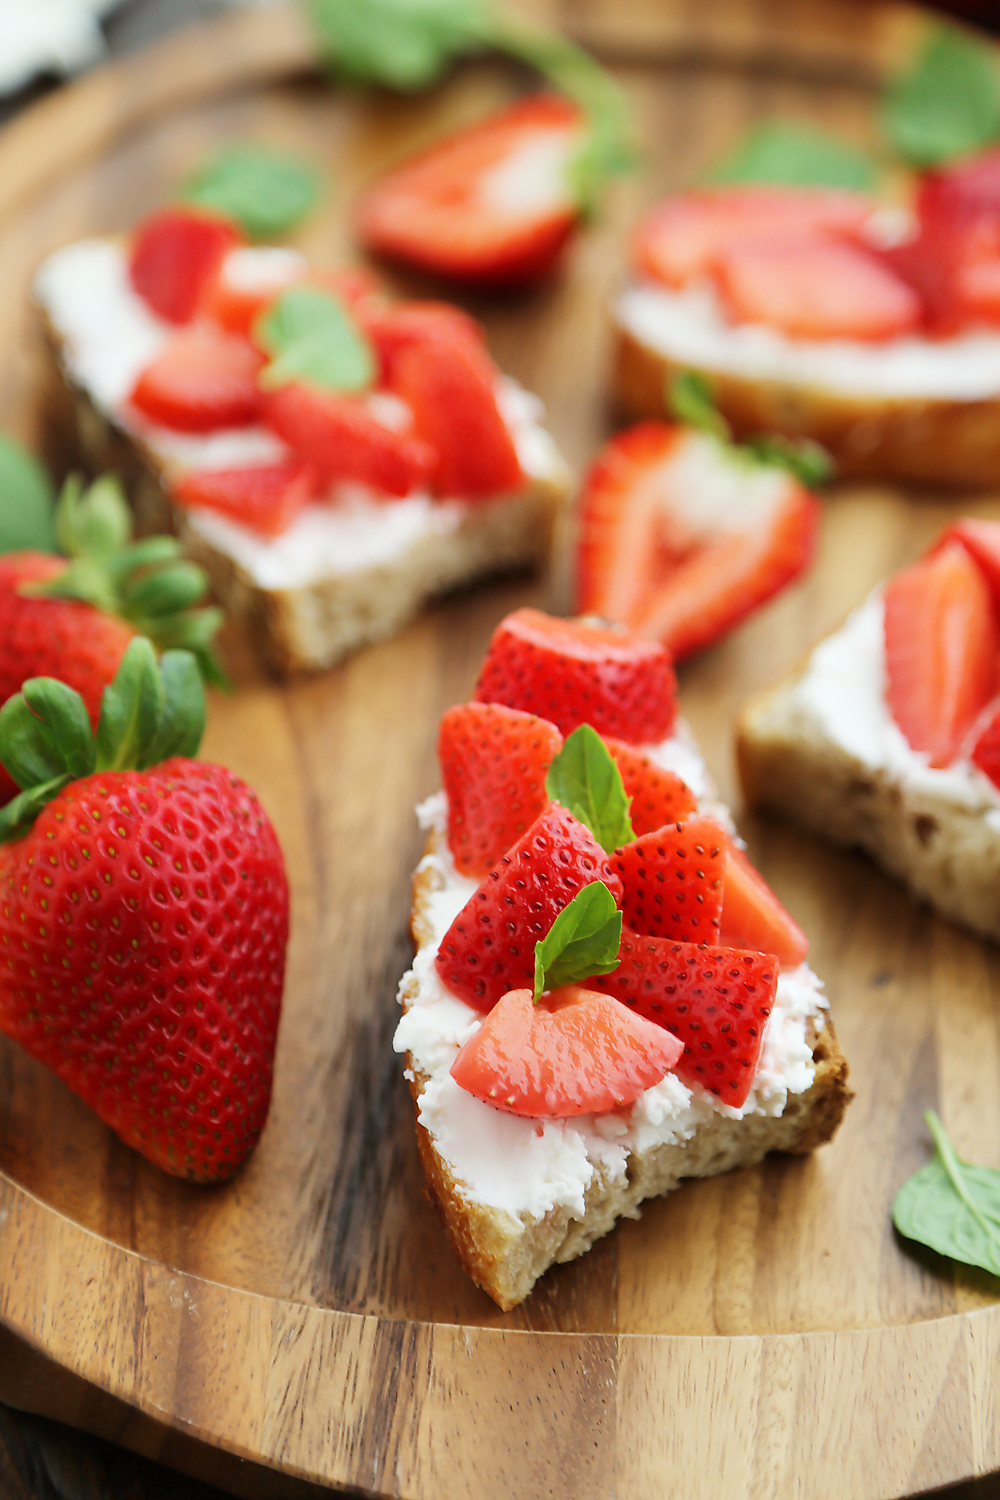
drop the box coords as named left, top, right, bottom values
left=667, top=371, right=834, bottom=487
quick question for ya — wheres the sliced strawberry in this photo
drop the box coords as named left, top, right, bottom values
left=593, top=934, right=778, bottom=1108
left=610, top=817, right=727, bottom=942
left=884, top=538, right=999, bottom=768
left=473, top=608, right=677, bottom=745
left=633, top=186, right=876, bottom=288
left=203, top=246, right=305, bottom=336
left=877, top=215, right=1000, bottom=335
left=438, top=701, right=563, bottom=878
left=356, top=299, right=486, bottom=385
left=450, top=984, right=683, bottom=1117
left=603, top=738, right=697, bottom=836
left=129, top=207, right=241, bottom=324
left=263, top=383, right=434, bottom=497
left=713, top=235, right=921, bottom=340
left=435, top=804, right=624, bottom=1012
left=173, top=462, right=314, bottom=538
left=971, top=698, right=1000, bottom=788
left=129, top=326, right=264, bottom=432
left=935, top=519, right=1000, bottom=604
left=919, top=147, right=1000, bottom=232
left=719, top=844, right=809, bottom=967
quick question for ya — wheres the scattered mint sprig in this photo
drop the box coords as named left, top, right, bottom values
left=893, top=1110, right=1000, bottom=1278
left=668, top=372, right=833, bottom=489
left=532, top=880, right=622, bottom=1001
left=883, top=23, right=1000, bottom=168
left=546, top=725, right=633, bottom=856
left=707, top=120, right=876, bottom=192
left=180, top=145, right=321, bottom=239
left=0, top=435, right=56, bottom=554
left=255, top=286, right=376, bottom=392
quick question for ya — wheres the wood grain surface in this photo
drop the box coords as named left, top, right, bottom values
left=2, top=1, right=1000, bottom=1496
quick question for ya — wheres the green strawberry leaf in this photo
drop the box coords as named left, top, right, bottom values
left=533, top=880, right=622, bottom=1000
left=96, top=637, right=165, bottom=773
left=743, top=434, right=834, bottom=488
left=883, top=24, right=1000, bottom=168
left=180, top=145, right=321, bottom=239
left=0, top=435, right=56, bottom=554
left=669, top=371, right=731, bottom=441
left=0, top=681, right=95, bottom=790
left=306, top=0, right=492, bottom=89
left=707, top=119, right=876, bottom=191
left=546, top=725, right=633, bottom=855
left=256, top=286, right=376, bottom=392
left=141, top=650, right=207, bottom=766
left=667, top=371, right=834, bottom=488
left=0, top=777, right=74, bottom=845
left=54, top=473, right=130, bottom=560
left=893, top=1110, right=1000, bottom=1278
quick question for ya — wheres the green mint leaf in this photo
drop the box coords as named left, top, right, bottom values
left=0, top=777, right=74, bottom=846
left=0, top=682, right=95, bottom=790
left=180, top=145, right=321, bottom=239
left=668, top=371, right=730, bottom=441
left=256, top=286, right=375, bottom=392
left=533, top=880, right=622, bottom=1000
left=707, top=120, right=876, bottom=191
left=141, top=651, right=206, bottom=767
left=883, top=24, right=1000, bottom=167
left=546, top=724, right=633, bottom=855
left=745, top=434, right=834, bottom=488
left=306, top=0, right=491, bottom=89
left=893, top=1110, right=1000, bottom=1278
left=0, top=435, right=56, bottom=554
left=95, top=637, right=165, bottom=773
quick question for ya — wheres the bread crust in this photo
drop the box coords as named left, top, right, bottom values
left=402, top=826, right=852, bottom=1311
left=615, top=321, right=1000, bottom=489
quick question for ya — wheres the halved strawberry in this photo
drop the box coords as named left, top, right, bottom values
left=593, top=934, right=778, bottom=1107
left=438, top=701, right=563, bottom=878
left=435, top=804, right=624, bottom=1012
left=603, top=738, right=697, bottom=835
left=473, top=609, right=677, bottom=745
left=129, top=207, right=241, bottom=324
left=610, top=817, right=727, bottom=942
left=934, top=518, right=1000, bottom=604
left=357, top=95, right=584, bottom=287
left=391, top=326, right=523, bottom=498
left=450, top=984, right=683, bottom=1117
left=719, top=844, right=809, bottom=967
left=633, top=186, right=876, bottom=288
left=884, top=538, right=998, bottom=767
left=129, top=326, right=264, bottom=432
left=356, top=299, right=486, bottom=385
left=172, top=462, right=314, bottom=538
left=263, top=383, right=434, bottom=497
left=971, top=698, right=1000, bottom=788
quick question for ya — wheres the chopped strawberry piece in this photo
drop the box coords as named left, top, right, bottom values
left=971, top=699, right=1000, bottom=788
left=473, top=608, right=677, bottom=745
left=357, top=95, right=584, bottom=287
left=391, top=326, right=523, bottom=497
left=884, top=539, right=999, bottom=768
left=203, top=247, right=305, bottom=335
left=719, top=844, right=809, bottom=966
left=610, top=817, right=727, bottom=942
left=713, top=235, right=921, bottom=340
left=919, top=147, right=1000, bottom=231
left=435, top=804, right=623, bottom=1012
left=173, top=463, right=314, bottom=538
left=263, top=383, right=434, bottom=497
left=357, top=300, right=486, bottom=384
left=450, top=984, right=683, bottom=1117
left=129, top=326, right=264, bottom=432
left=593, top=934, right=778, bottom=1107
left=880, top=217, right=1000, bottom=334
left=439, top=701, right=563, bottom=877
left=603, top=738, right=697, bottom=835
left=935, top=518, right=1000, bottom=604
left=129, top=207, right=241, bottom=324
left=633, top=186, right=876, bottom=288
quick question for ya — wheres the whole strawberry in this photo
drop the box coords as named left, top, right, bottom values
left=0, top=639, right=287, bottom=1181
left=0, top=473, right=224, bottom=805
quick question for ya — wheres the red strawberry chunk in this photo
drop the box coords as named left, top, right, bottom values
left=971, top=698, right=1000, bottom=788
left=129, top=325, right=264, bottom=432
left=357, top=299, right=486, bottom=385
left=919, top=147, right=1000, bottom=232
left=435, top=804, right=624, bottom=1013
left=934, top=518, right=1000, bottom=605
left=202, top=248, right=304, bottom=336
left=713, top=235, right=921, bottom=341
left=884, top=538, right=998, bottom=768
left=450, top=984, right=683, bottom=1117
left=439, top=702, right=563, bottom=877
left=611, top=817, right=727, bottom=942
left=357, top=95, right=584, bottom=287
left=603, top=738, right=697, bottom=835
left=129, top=207, right=241, bottom=324
left=474, top=608, right=677, bottom=745
left=593, top=934, right=778, bottom=1108
left=173, top=462, right=314, bottom=538
left=719, top=844, right=809, bottom=967
left=263, top=383, right=434, bottom=497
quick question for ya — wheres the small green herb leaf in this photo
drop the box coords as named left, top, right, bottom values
left=0, top=681, right=95, bottom=791
left=744, top=434, right=834, bottom=488
left=256, top=286, right=376, bottom=392
left=707, top=120, right=876, bottom=191
left=893, top=1110, right=1000, bottom=1277
left=883, top=24, right=1000, bottom=167
left=0, top=435, right=56, bottom=554
left=668, top=371, right=731, bottom=441
left=96, top=637, right=165, bottom=773
left=180, top=144, right=321, bottom=239
left=533, top=880, right=622, bottom=1000
left=546, top=725, right=633, bottom=855
left=307, top=0, right=491, bottom=90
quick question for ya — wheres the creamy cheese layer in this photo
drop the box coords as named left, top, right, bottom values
left=394, top=734, right=828, bottom=1223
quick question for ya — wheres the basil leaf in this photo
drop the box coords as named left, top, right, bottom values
left=669, top=371, right=730, bottom=440
left=883, top=25, right=1000, bottom=168
left=181, top=145, right=321, bottom=239
left=256, top=286, right=375, bottom=392
left=307, top=0, right=490, bottom=90
left=533, top=881, right=622, bottom=1000
left=546, top=725, right=633, bottom=855
left=893, top=1110, right=1000, bottom=1277
left=0, top=435, right=56, bottom=554
left=707, top=120, right=876, bottom=191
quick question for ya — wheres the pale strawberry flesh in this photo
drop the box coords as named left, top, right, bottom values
left=611, top=817, right=727, bottom=943
left=603, top=737, right=697, bottom=836
left=719, top=843, right=809, bottom=966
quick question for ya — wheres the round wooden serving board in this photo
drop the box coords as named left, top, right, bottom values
left=2, top=2, right=1000, bottom=1495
